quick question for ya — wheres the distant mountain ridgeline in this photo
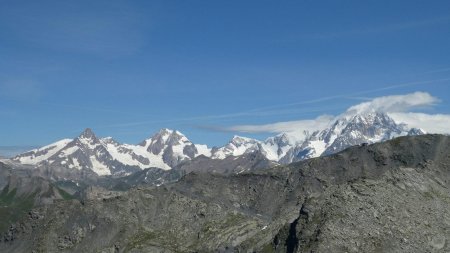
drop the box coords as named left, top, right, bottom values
left=11, top=112, right=424, bottom=178
left=0, top=146, right=39, bottom=159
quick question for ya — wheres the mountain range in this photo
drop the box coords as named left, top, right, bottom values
left=11, top=112, right=425, bottom=177
left=2, top=134, right=449, bottom=252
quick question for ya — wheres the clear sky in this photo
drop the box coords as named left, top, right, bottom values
left=1, top=0, right=450, bottom=147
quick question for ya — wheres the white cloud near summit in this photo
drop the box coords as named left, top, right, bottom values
left=225, top=115, right=335, bottom=141
left=344, top=92, right=439, bottom=115
left=226, top=92, right=450, bottom=136
left=388, top=113, right=450, bottom=134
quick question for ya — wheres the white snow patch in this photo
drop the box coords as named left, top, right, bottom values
left=60, top=146, right=79, bottom=156
left=78, top=136, right=101, bottom=150
left=89, top=156, right=111, bottom=176
left=72, top=158, right=81, bottom=170
left=212, top=136, right=261, bottom=159
left=128, top=145, right=171, bottom=170
left=195, top=144, right=211, bottom=157
left=171, top=144, right=187, bottom=159
left=14, top=139, right=72, bottom=165
left=307, top=140, right=327, bottom=158
left=102, top=142, right=148, bottom=169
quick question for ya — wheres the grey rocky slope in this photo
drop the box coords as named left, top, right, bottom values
left=174, top=151, right=278, bottom=175
left=82, top=151, right=279, bottom=193
left=1, top=134, right=449, bottom=252
left=11, top=112, right=425, bottom=178
left=0, top=162, right=73, bottom=233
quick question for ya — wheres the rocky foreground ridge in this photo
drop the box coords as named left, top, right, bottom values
left=0, top=134, right=449, bottom=252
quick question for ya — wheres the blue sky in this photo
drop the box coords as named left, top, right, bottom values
left=1, top=0, right=450, bottom=147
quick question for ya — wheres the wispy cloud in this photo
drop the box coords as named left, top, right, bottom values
left=388, top=113, right=450, bottom=134
left=299, top=16, right=450, bottom=40
left=421, top=67, right=450, bottom=75
left=344, top=91, right=439, bottom=115
left=91, top=78, right=450, bottom=130
left=228, top=78, right=450, bottom=113
left=219, top=115, right=335, bottom=141
left=219, top=92, right=450, bottom=136
left=0, top=79, right=42, bottom=101
left=92, top=103, right=344, bottom=130
left=0, top=1, right=149, bottom=57
left=0, top=110, right=15, bottom=117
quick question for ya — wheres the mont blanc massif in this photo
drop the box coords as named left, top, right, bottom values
left=11, top=112, right=423, bottom=178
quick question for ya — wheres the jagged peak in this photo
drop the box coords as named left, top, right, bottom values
left=339, top=110, right=385, bottom=120
left=264, top=133, right=292, bottom=146
left=158, top=128, right=173, bottom=135
left=230, top=135, right=259, bottom=145
left=275, top=133, right=291, bottom=143
left=139, top=128, right=173, bottom=146
left=408, top=128, right=426, bottom=136
left=149, top=128, right=188, bottom=140
left=339, top=111, right=395, bottom=125
left=78, top=128, right=96, bottom=139
left=100, top=137, right=119, bottom=145
left=139, top=128, right=192, bottom=148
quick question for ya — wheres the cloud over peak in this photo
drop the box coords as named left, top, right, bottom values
left=224, top=115, right=335, bottom=141
left=222, top=92, right=449, bottom=137
left=389, top=112, right=450, bottom=135
left=344, top=91, right=439, bottom=115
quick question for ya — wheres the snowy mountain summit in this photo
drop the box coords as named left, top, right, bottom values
left=210, top=112, right=425, bottom=164
left=14, top=128, right=210, bottom=176
left=13, top=112, right=425, bottom=176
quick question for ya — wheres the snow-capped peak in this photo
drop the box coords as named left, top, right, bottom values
left=407, top=128, right=426, bottom=136
left=265, top=133, right=292, bottom=146
left=140, top=128, right=185, bottom=147
left=230, top=135, right=260, bottom=146
left=75, top=128, right=103, bottom=151
left=210, top=135, right=261, bottom=159
left=133, top=128, right=211, bottom=168
left=309, top=112, right=410, bottom=157
left=79, top=128, right=96, bottom=139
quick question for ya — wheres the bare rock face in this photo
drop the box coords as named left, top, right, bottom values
left=1, top=134, right=450, bottom=252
